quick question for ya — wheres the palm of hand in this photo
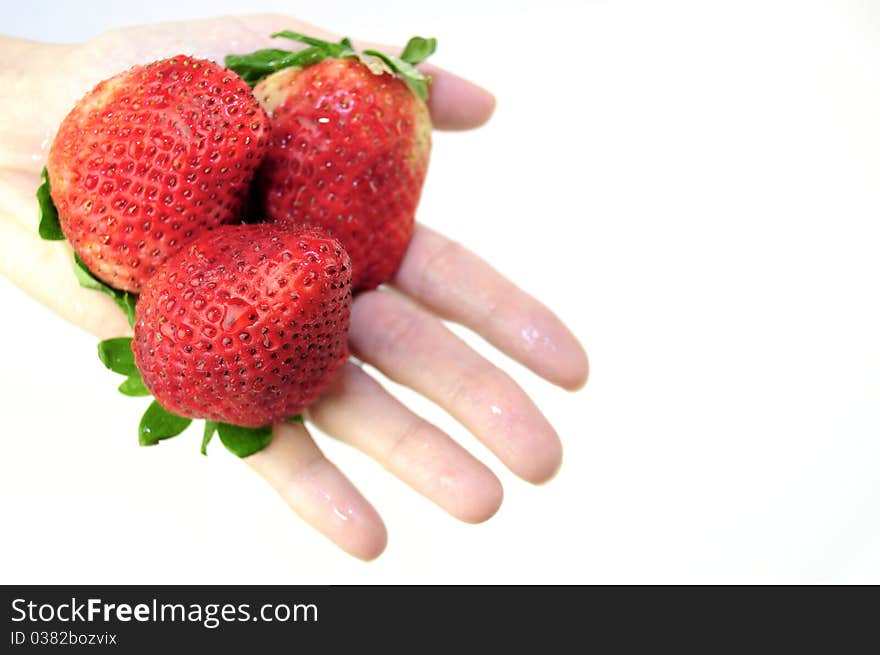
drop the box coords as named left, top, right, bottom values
left=0, top=15, right=587, bottom=559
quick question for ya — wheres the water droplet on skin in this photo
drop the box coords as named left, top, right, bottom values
left=333, top=506, right=352, bottom=522
left=31, top=133, right=51, bottom=162
left=520, top=324, right=557, bottom=352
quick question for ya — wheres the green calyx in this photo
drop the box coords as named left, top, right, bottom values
left=214, top=423, right=273, bottom=458
left=225, top=32, right=437, bottom=100
left=139, top=401, right=192, bottom=446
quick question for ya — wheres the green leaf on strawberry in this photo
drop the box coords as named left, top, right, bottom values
left=224, top=46, right=325, bottom=86
left=74, top=254, right=137, bottom=328
left=201, top=421, right=218, bottom=455
left=97, top=337, right=150, bottom=396
left=139, top=400, right=192, bottom=446
left=97, top=337, right=137, bottom=376
left=217, top=423, right=273, bottom=458
left=400, top=37, right=437, bottom=66
left=271, top=30, right=354, bottom=57
left=118, top=375, right=150, bottom=397
left=37, top=167, right=64, bottom=241
left=225, top=32, right=436, bottom=99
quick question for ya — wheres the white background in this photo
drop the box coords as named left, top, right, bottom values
left=1, top=0, right=879, bottom=583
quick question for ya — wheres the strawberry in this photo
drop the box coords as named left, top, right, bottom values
left=227, top=33, right=435, bottom=291
left=132, top=223, right=351, bottom=428
left=47, top=55, right=270, bottom=293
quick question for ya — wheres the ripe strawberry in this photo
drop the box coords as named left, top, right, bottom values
left=227, top=33, right=435, bottom=291
left=47, top=55, right=270, bottom=293
left=132, top=223, right=351, bottom=427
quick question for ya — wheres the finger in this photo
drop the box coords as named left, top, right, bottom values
left=307, top=362, right=503, bottom=523
left=394, top=225, right=589, bottom=390
left=246, top=421, right=387, bottom=560
left=420, top=64, right=496, bottom=131
left=350, top=290, right=563, bottom=484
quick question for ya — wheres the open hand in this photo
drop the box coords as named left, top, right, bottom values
left=0, top=14, right=588, bottom=559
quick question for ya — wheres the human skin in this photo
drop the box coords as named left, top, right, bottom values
left=0, top=14, right=588, bottom=560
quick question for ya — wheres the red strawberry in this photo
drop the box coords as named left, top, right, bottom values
left=132, top=223, right=351, bottom=427
left=47, top=55, right=270, bottom=293
left=227, top=33, right=435, bottom=291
